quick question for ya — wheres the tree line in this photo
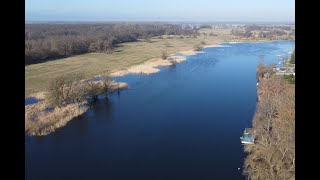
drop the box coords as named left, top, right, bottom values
left=244, top=64, right=295, bottom=179
left=25, top=23, right=197, bottom=65
left=231, top=25, right=294, bottom=38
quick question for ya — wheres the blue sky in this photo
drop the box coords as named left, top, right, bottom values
left=26, top=0, right=295, bottom=22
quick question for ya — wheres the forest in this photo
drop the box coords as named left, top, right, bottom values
left=25, top=23, right=197, bottom=65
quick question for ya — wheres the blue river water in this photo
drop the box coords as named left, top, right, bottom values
left=25, top=40, right=294, bottom=180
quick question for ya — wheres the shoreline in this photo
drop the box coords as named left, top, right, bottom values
left=108, top=49, right=206, bottom=78
left=108, top=38, right=293, bottom=79
left=229, top=38, right=294, bottom=43
left=109, top=55, right=188, bottom=77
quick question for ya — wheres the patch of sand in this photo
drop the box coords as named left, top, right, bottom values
left=178, top=50, right=204, bottom=56
left=204, top=44, right=232, bottom=48
left=111, top=56, right=187, bottom=77
left=203, top=44, right=220, bottom=48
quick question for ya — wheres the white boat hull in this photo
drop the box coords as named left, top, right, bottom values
left=241, top=141, right=254, bottom=144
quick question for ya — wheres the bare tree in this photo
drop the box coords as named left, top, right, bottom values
left=100, top=71, right=112, bottom=97
left=193, top=44, right=203, bottom=51
left=161, top=49, right=168, bottom=60
left=46, top=74, right=86, bottom=108
left=86, top=78, right=103, bottom=102
left=102, top=39, right=113, bottom=53
left=68, top=79, right=87, bottom=108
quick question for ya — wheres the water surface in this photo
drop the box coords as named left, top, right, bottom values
left=25, top=40, right=294, bottom=180
left=25, top=97, right=41, bottom=105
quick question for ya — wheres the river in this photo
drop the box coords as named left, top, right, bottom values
left=25, top=40, right=295, bottom=180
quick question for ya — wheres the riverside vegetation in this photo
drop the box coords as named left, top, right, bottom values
left=243, top=53, right=295, bottom=179
left=25, top=71, right=128, bottom=136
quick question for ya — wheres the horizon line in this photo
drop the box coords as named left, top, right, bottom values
left=25, top=20, right=295, bottom=24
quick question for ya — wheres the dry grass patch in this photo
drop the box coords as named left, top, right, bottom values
left=25, top=101, right=88, bottom=136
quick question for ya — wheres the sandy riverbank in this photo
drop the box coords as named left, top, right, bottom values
left=110, top=55, right=190, bottom=77
left=178, top=50, right=205, bottom=56
left=203, top=44, right=229, bottom=48
left=109, top=56, right=184, bottom=77
left=110, top=50, right=208, bottom=77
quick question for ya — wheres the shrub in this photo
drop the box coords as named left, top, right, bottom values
left=170, top=60, right=178, bottom=66
left=161, top=50, right=168, bottom=60
left=193, top=44, right=203, bottom=51
left=86, top=78, right=103, bottom=102
left=290, top=50, right=295, bottom=64
left=100, top=71, right=112, bottom=96
left=283, top=74, right=295, bottom=84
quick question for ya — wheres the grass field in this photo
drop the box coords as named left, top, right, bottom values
left=25, top=28, right=232, bottom=96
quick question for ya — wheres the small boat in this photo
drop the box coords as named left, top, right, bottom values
left=240, top=128, right=255, bottom=144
